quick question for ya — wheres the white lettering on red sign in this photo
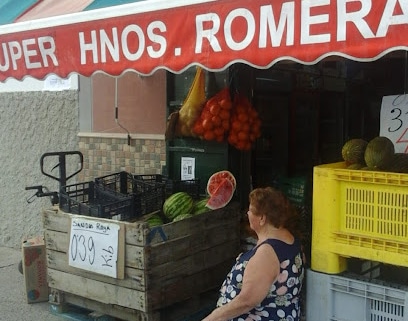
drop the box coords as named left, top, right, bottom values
left=259, top=3, right=295, bottom=48
left=1, top=0, right=407, bottom=78
left=79, top=21, right=167, bottom=65
left=0, top=37, right=58, bottom=72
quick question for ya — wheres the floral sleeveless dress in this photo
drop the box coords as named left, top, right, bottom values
left=216, top=238, right=304, bottom=321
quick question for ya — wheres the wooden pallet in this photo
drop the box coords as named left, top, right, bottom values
left=49, top=287, right=217, bottom=321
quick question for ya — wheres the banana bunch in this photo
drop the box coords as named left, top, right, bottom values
left=165, top=67, right=206, bottom=140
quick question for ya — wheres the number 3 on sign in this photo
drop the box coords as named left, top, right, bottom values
left=380, top=94, right=408, bottom=153
left=68, top=216, right=123, bottom=278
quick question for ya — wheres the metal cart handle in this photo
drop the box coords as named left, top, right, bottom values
left=40, top=151, right=84, bottom=187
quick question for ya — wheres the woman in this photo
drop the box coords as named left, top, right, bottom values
left=202, top=187, right=305, bottom=321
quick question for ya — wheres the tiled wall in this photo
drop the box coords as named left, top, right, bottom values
left=78, top=134, right=166, bottom=181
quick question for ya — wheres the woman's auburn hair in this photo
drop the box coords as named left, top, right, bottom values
left=249, top=187, right=302, bottom=239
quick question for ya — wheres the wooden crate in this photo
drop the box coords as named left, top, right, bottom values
left=42, top=203, right=241, bottom=320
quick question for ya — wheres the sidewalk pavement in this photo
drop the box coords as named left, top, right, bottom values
left=0, top=246, right=63, bottom=321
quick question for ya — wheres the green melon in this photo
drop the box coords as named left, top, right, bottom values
left=385, top=153, right=408, bottom=173
left=347, top=163, right=364, bottom=170
left=147, top=214, right=163, bottom=228
left=361, top=166, right=377, bottom=171
left=342, top=139, right=368, bottom=165
left=192, top=198, right=211, bottom=215
left=364, top=136, right=395, bottom=169
left=172, top=213, right=193, bottom=222
left=163, top=192, right=194, bottom=221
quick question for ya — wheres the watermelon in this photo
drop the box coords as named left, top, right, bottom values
left=342, top=139, right=368, bottom=165
left=364, top=136, right=395, bottom=169
left=147, top=214, right=163, bottom=228
left=206, top=178, right=234, bottom=210
left=207, top=170, right=236, bottom=196
left=163, top=192, right=194, bottom=221
left=192, top=198, right=211, bottom=215
left=172, top=213, right=193, bottom=222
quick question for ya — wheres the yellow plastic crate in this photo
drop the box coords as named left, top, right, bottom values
left=311, top=162, right=408, bottom=274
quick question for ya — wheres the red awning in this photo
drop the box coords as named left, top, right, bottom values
left=1, top=0, right=408, bottom=82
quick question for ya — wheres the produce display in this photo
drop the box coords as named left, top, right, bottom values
left=364, top=136, right=395, bottom=169
left=192, top=87, right=233, bottom=142
left=163, top=192, right=194, bottom=221
left=207, top=170, right=237, bottom=196
left=165, top=69, right=262, bottom=151
left=206, top=170, right=236, bottom=210
left=147, top=213, right=164, bottom=227
left=341, top=138, right=368, bottom=165
left=191, top=197, right=211, bottom=215
left=227, top=93, right=261, bottom=151
left=172, top=213, right=194, bottom=222
left=165, top=67, right=206, bottom=140
left=342, top=136, right=408, bottom=172
left=145, top=170, right=236, bottom=227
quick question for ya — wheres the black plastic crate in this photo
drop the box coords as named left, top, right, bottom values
left=169, top=179, right=200, bottom=200
left=134, top=174, right=200, bottom=199
left=59, top=181, right=135, bottom=220
left=95, top=171, right=166, bottom=215
left=95, top=171, right=146, bottom=194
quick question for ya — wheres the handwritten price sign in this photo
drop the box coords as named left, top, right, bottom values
left=380, top=94, right=408, bottom=153
left=69, top=216, right=123, bottom=278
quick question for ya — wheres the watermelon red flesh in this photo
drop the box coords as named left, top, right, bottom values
left=206, top=178, right=234, bottom=210
left=207, top=170, right=236, bottom=196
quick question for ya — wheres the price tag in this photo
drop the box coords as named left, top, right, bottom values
left=68, top=216, right=124, bottom=279
left=380, top=94, right=408, bottom=153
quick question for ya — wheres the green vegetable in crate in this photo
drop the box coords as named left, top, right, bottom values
left=172, top=213, right=193, bottom=222
left=341, top=138, right=368, bottom=165
left=347, top=163, right=364, bottom=170
left=384, top=153, right=408, bottom=173
left=163, top=192, right=194, bottom=221
left=147, top=214, right=163, bottom=227
left=364, top=136, right=395, bottom=169
left=192, top=198, right=212, bottom=215
left=360, top=166, right=376, bottom=171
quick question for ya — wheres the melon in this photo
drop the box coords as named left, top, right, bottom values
left=192, top=198, right=211, bottom=215
left=347, top=163, right=364, bottom=170
left=207, top=170, right=236, bottom=196
left=364, top=136, right=395, bottom=169
left=163, top=192, right=194, bottom=221
left=172, top=213, right=193, bottom=222
left=342, top=138, right=368, bottom=165
left=206, top=178, right=234, bottom=210
left=385, top=153, right=408, bottom=173
left=147, top=214, right=163, bottom=228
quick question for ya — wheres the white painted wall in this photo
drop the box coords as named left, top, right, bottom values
left=0, top=82, right=80, bottom=249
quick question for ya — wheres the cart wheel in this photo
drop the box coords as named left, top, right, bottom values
left=18, top=260, right=23, bottom=275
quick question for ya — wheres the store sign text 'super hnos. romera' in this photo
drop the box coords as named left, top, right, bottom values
left=0, top=0, right=408, bottom=81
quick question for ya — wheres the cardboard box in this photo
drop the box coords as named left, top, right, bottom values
left=22, top=236, right=49, bottom=303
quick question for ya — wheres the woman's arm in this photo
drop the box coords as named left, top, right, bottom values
left=202, top=244, right=280, bottom=321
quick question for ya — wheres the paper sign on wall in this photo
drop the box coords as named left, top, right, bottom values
left=380, top=94, right=408, bottom=153
left=43, top=75, right=72, bottom=91
left=68, top=216, right=123, bottom=278
left=181, top=157, right=195, bottom=180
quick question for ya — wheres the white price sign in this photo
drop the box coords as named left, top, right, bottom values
left=68, top=216, right=124, bottom=279
left=380, top=94, right=408, bottom=153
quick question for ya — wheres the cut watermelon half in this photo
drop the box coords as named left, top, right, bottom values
left=206, top=178, right=234, bottom=210
left=207, top=170, right=236, bottom=196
